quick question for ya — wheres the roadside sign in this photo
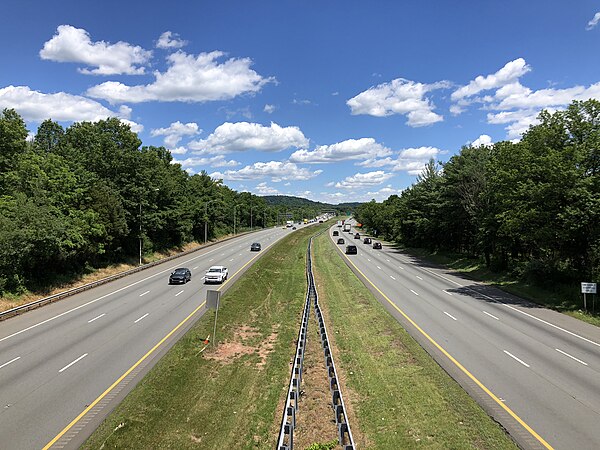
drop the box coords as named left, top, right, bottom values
left=581, top=283, right=597, bottom=294
left=207, top=290, right=221, bottom=309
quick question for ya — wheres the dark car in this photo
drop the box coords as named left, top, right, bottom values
left=345, top=245, right=357, bottom=254
left=337, top=238, right=345, bottom=244
left=250, top=242, right=261, bottom=251
left=373, top=242, right=382, bottom=249
left=333, top=230, right=339, bottom=236
left=169, top=267, right=191, bottom=284
left=354, top=233, right=360, bottom=239
left=363, top=237, right=372, bottom=244
left=292, top=226, right=297, bottom=230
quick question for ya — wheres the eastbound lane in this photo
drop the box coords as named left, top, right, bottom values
left=0, top=226, right=293, bottom=450
left=332, top=222, right=600, bottom=450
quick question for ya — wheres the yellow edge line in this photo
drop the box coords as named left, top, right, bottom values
left=43, top=241, right=271, bottom=449
left=329, top=235, right=553, bottom=450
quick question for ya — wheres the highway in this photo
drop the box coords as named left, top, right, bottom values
left=331, top=221, right=600, bottom=450
left=0, top=226, right=291, bottom=450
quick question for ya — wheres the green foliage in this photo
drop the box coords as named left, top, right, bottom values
left=356, top=99, right=600, bottom=303
left=305, top=440, right=338, bottom=450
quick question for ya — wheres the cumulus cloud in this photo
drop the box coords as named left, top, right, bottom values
left=289, top=138, right=391, bottom=164
left=264, top=104, right=276, bottom=113
left=586, top=12, right=600, bottom=30
left=156, top=31, right=187, bottom=49
left=40, top=25, right=151, bottom=75
left=86, top=50, right=274, bottom=103
left=255, top=182, right=280, bottom=195
left=334, top=171, right=394, bottom=189
left=210, top=161, right=322, bottom=182
left=0, top=85, right=141, bottom=131
left=469, top=134, right=493, bottom=147
left=346, top=78, right=450, bottom=127
left=173, top=154, right=240, bottom=168
left=189, top=121, right=308, bottom=154
left=150, top=121, right=201, bottom=147
left=451, top=58, right=531, bottom=102
left=357, top=146, right=443, bottom=176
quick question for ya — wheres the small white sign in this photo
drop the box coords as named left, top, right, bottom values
left=581, top=282, right=597, bottom=294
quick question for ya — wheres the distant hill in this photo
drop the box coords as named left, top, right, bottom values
left=261, top=195, right=359, bottom=212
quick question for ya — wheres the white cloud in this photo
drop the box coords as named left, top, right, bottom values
left=255, top=182, right=280, bottom=195
left=289, top=138, right=391, bottom=164
left=451, top=58, right=531, bottom=101
left=120, top=119, right=144, bottom=134
left=173, top=155, right=240, bottom=168
left=469, top=134, right=493, bottom=147
left=334, top=171, right=394, bottom=189
left=150, top=121, right=201, bottom=147
left=357, top=146, right=442, bottom=176
left=169, top=146, right=188, bottom=155
left=188, top=121, right=308, bottom=154
left=156, top=31, right=187, bottom=49
left=86, top=50, right=273, bottom=104
left=586, top=12, right=600, bottom=30
left=210, top=161, right=322, bottom=182
left=346, top=78, right=449, bottom=127
left=0, top=85, right=141, bottom=131
left=39, top=25, right=151, bottom=75
left=264, top=104, right=276, bottom=114
left=486, top=109, right=543, bottom=140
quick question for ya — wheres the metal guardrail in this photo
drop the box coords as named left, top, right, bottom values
left=0, top=230, right=258, bottom=321
left=277, top=233, right=354, bottom=449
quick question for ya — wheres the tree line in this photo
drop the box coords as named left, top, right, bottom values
left=355, top=99, right=600, bottom=294
left=0, top=110, right=324, bottom=295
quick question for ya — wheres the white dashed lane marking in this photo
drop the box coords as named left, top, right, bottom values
left=59, top=353, right=88, bottom=373
left=504, top=350, right=530, bottom=368
left=0, top=357, right=20, bottom=370
left=556, top=348, right=588, bottom=366
left=134, top=313, right=149, bottom=323
left=483, top=311, right=499, bottom=320
left=139, top=291, right=150, bottom=297
left=87, top=314, right=106, bottom=323
left=410, top=289, right=419, bottom=296
left=175, top=290, right=184, bottom=297
left=444, top=311, right=457, bottom=321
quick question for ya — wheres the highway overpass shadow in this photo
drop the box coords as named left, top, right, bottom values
left=445, top=284, right=543, bottom=309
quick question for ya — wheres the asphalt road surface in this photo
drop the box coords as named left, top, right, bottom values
left=0, top=226, right=294, bottom=449
left=332, top=221, right=600, bottom=450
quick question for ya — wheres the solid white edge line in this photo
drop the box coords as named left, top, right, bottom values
left=444, top=311, right=458, bottom=321
left=483, top=311, right=500, bottom=320
left=134, top=313, right=149, bottom=324
left=555, top=348, right=588, bottom=366
left=0, top=356, right=21, bottom=370
left=59, top=353, right=88, bottom=373
left=175, top=290, right=184, bottom=297
left=87, top=313, right=106, bottom=323
left=503, top=350, right=530, bottom=367
left=139, top=290, right=150, bottom=297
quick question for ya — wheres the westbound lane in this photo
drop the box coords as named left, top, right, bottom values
left=331, top=222, right=600, bottom=450
left=0, top=226, right=295, bottom=449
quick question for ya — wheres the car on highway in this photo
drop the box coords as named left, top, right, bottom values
left=354, top=233, right=360, bottom=239
left=292, top=226, right=297, bottom=230
left=204, top=265, right=228, bottom=284
left=373, top=242, right=382, bottom=249
left=337, top=238, right=345, bottom=244
left=345, top=245, right=357, bottom=254
left=333, top=230, right=339, bottom=236
left=363, top=237, right=372, bottom=244
left=250, top=242, right=261, bottom=251
left=169, top=267, right=191, bottom=284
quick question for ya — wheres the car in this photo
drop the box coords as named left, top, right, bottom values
left=363, top=237, right=372, bottom=244
left=345, top=245, right=357, bottom=254
left=333, top=230, right=339, bottom=236
left=337, top=238, right=345, bottom=244
left=169, top=267, right=191, bottom=284
left=373, top=242, right=382, bottom=249
left=292, top=226, right=297, bottom=230
left=354, top=233, right=360, bottom=239
left=250, top=242, right=261, bottom=251
left=204, top=265, right=228, bottom=284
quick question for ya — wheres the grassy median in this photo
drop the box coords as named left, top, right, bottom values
left=311, top=233, right=517, bottom=449
left=83, top=225, right=320, bottom=449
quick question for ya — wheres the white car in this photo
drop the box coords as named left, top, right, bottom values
left=204, top=265, right=228, bottom=284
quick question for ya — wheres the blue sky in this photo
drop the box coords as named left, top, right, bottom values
left=2, top=1, right=600, bottom=203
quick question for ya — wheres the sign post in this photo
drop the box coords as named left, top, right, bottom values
left=581, top=282, right=597, bottom=311
left=207, top=290, right=221, bottom=345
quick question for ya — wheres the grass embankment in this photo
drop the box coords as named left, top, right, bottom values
left=312, top=233, right=518, bottom=449
left=398, top=246, right=600, bottom=327
left=83, top=225, right=320, bottom=449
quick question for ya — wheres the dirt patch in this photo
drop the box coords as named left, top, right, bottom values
left=204, top=324, right=279, bottom=367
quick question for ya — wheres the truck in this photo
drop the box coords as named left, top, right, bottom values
left=343, top=223, right=351, bottom=232
left=286, top=220, right=293, bottom=227
left=337, top=221, right=342, bottom=227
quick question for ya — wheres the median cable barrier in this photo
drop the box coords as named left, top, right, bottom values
left=277, top=234, right=355, bottom=449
